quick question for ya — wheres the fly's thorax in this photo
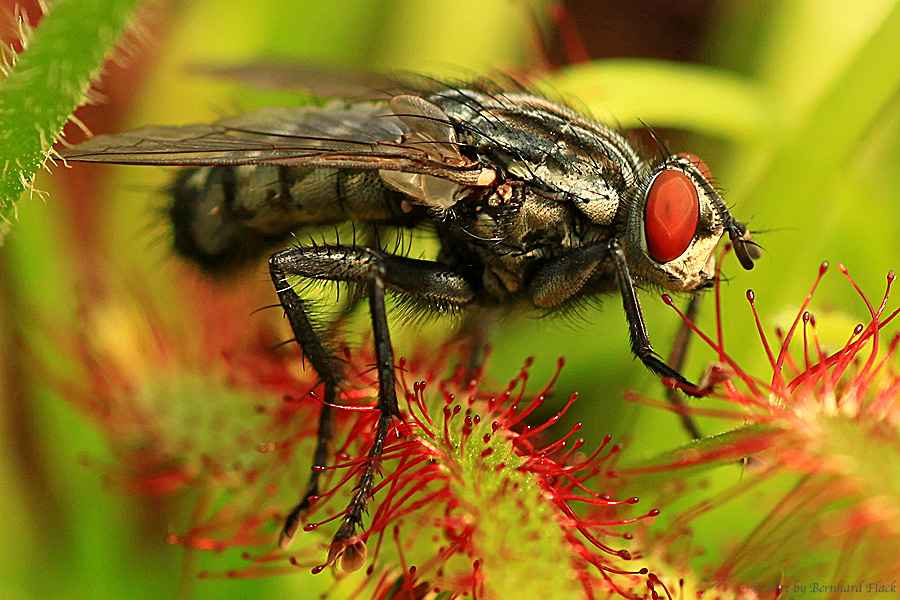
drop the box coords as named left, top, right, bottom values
left=443, top=185, right=583, bottom=301
left=452, top=184, right=579, bottom=257
left=505, top=188, right=579, bottom=253
left=431, top=89, right=641, bottom=227
left=623, top=154, right=725, bottom=292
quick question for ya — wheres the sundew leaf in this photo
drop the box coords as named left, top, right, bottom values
left=620, top=424, right=783, bottom=481
left=0, top=0, right=143, bottom=240
left=546, top=58, right=772, bottom=142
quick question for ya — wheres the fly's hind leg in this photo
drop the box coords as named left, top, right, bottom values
left=269, top=245, right=475, bottom=555
left=269, top=265, right=342, bottom=549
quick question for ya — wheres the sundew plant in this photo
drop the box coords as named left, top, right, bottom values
left=2, top=1, right=900, bottom=599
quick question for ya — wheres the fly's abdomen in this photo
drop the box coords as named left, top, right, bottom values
left=170, top=165, right=412, bottom=272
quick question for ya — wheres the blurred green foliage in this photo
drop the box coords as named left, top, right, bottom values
left=0, top=0, right=142, bottom=230
left=2, top=0, right=900, bottom=598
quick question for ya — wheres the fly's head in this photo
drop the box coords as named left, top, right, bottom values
left=624, top=153, right=760, bottom=292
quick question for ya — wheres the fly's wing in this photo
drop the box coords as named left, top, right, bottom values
left=194, top=62, right=410, bottom=100
left=61, top=98, right=497, bottom=209
left=63, top=103, right=399, bottom=164
left=65, top=101, right=484, bottom=170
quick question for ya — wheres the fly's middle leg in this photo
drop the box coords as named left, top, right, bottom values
left=269, top=244, right=475, bottom=558
left=665, top=293, right=705, bottom=440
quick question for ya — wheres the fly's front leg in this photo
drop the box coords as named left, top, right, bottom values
left=528, top=241, right=703, bottom=395
left=269, top=245, right=475, bottom=555
left=607, top=239, right=706, bottom=396
left=528, top=244, right=610, bottom=309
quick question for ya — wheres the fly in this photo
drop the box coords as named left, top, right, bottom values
left=60, top=66, right=761, bottom=566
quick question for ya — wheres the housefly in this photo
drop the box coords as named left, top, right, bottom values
left=60, top=65, right=760, bottom=565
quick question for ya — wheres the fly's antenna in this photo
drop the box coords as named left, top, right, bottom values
left=638, top=118, right=670, bottom=162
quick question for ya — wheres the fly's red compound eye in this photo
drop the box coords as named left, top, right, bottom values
left=676, top=152, right=712, bottom=181
left=644, top=170, right=700, bottom=263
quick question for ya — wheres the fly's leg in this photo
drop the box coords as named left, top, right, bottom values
left=528, top=244, right=610, bottom=309
left=665, top=294, right=705, bottom=439
left=282, top=232, right=377, bottom=545
left=607, top=239, right=707, bottom=397
left=527, top=240, right=703, bottom=395
left=269, top=245, right=475, bottom=552
left=276, top=262, right=366, bottom=548
left=333, top=267, right=399, bottom=546
left=270, top=266, right=342, bottom=549
left=456, top=306, right=497, bottom=377
left=327, top=229, right=376, bottom=331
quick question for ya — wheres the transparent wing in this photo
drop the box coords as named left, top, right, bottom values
left=194, top=62, right=410, bottom=100
left=60, top=102, right=476, bottom=179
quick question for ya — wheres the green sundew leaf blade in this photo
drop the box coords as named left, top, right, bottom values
left=622, top=424, right=783, bottom=481
left=0, top=0, right=143, bottom=236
